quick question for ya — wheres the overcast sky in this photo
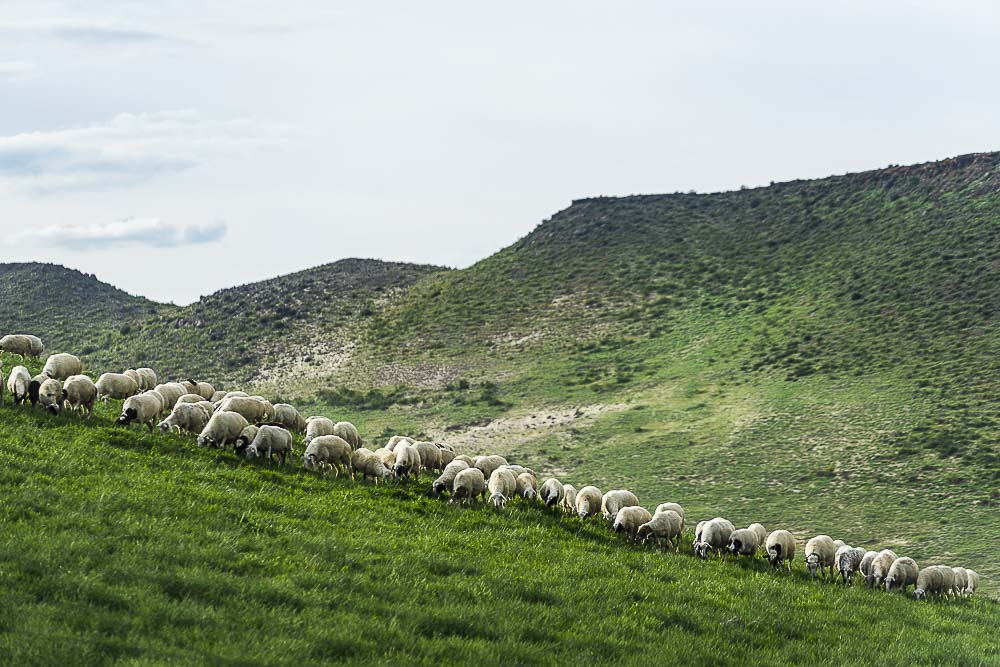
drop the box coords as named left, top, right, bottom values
left=2, top=1, right=998, bottom=304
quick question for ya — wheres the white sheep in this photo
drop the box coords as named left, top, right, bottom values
left=914, top=565, right=955, bottom=600
left=136, top=368, right=157, bottom=391
left=61, top=375, right=97, bottom=417
left=152, top=383, right=188, bottom=415
left=885, top=557, right=919, bottom=593
left=474, top=455, right=508, bottom=481
left=272, top=404, right=307, bottom=433
left=304, top=417, right=336, bottom=444
left=450, top=467, right=487, bottom=504
left=601, top=489, right=639, bottom=523
left=765, top=530, right=796, bottom=571
left=334, top=422, right=362, bottom=449
left=385, top=435, right=414, bottom=451
left=198, top=411, right=249, bottom=449
left=210, top=390, right=228, bottom=403
left=96, top=373, right=139, bottom=401
left=727, top=528, right=760, bottom=558
left=218, top=396, right=268, bottom=423
left=302, top=435, right=352, bottom=476
left=412, top=441, right=441, bottom=472
left=244, top=425, right=293, bottom=465
left=42, top=353, right=83, bottom=381
left=37, top=378, right=63, bottom=414
left=859, top=550, right=879, bottom=583
left=964, top=569, right=980, bottom=597
left=393, top=443, right=422, bottom=482
left=575, top=486, right=603, bottom=519
left=124, top=369, right=142, bottom=390
left=432, top=460, right=470, bottom=497
left=951, top=567, right=968, bottom=598
left=515, top=472, right=537, bottom=501
left=453, top=454, right=475, bottom=466
left=374, top=447, right=397, bottom=470
left=437, top=443, right=456, bottom=468
left=867, top=549, right=898, bottom=589
left=235, top=425, right=260, bottom=450
left=488, top=467, right=517, bottom=508
left=654, top=503, right=685, bottom=531
left=561, top=484, right=578, bottom=515
left=805, top=535, right=837, bottom=580
left=118, top=392, right=165, bottom=431
left=158, top=403, right=213, bottom=435
left=747, top=523, right=767, bottom=551
left=248, top=396, right=275, bottom=421
left=6, top=365, right=31, bottom=405
left=0, top=334, right=43, bottom=358
left=836, top=545, right=867, bottom=585
left=637, top=509, right=683, bottom=550
left=539, top=478, right=565, bottom=508
left=614, top=506, right=652, bottom=541
left=351, top=448, right=393, bottom=483
left=175, top=393, right=207, bottom=406
left=695, top=518, right=735, bottom=558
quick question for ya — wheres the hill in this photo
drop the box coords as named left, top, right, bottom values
left=0, top=391, right=996, bottom=664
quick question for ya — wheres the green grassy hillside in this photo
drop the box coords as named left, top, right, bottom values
left=0, top=392, right=996, bottom=665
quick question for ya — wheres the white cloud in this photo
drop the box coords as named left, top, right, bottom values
left=0, top=61, right=37, bottom=82
left=0, top=20, right=177, bottom=45
left=17, top=217, right=227, bottom=249
left=0, top=110, right=290, bottom=193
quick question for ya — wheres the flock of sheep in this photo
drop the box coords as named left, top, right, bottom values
left=0, top=333, right=984, bottom=601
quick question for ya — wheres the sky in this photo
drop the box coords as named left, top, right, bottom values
left=2, top=1, right=999, bottom=304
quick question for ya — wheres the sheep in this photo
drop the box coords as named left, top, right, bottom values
left=765, top=530, right=796, bottom=571
left=561, top=484, right=578, bottom=515
left=515, top=472, right=537, bottom=501
left=351, top=448, right=392, bottom=483
left=374, top=447, right=397, bottom=470
left=175, top=393, right=208, bottom=406
left=235, top=425, right=260, bottom=450
left=124, top=369, right=142, bottom=390
left=575, top=486, right=603, bottom=519
left=37, top=378, right=63, bottom=414
left=432, top=460, right=470, bottom=496
left=198, top=411, right=249, bottom=449
left=437, top=444, right=456, bottom=468
left=117, top=392, right=165, bottom=431
left=601, top=489, right=639, bottom=523
left=0, top=334, right=43, bottom=358
left=539, top=478, right=564, bottom=507
left=474, top=455, right=508, bottom=481
left=951, top=567, right=969, bottom=598
left=694, top=521, right=707, bottom=549
left=272, top=404, right=307, bottom=433
left=747, top=523, right=767, bottom=551
left=964, top=569, right=980, bottom=597
left=488, top=467, right=517, bottom=508
left=42, top=353, right=82, bottom=381
left=451, top=467, right=487, bottom=505
left=28, top=373, right=46, bottom=407
left=152, top=383, right=188, bottom=415
left=334, top=421, right=362, bottom=449
left=61, top=375, right=97, bottom=417
left=216, top=391, right=249, bottom=406
left=836, top=545, right=868, bottom=585
left=302, top=435, right=352, bottom=476
left=804, top=535, right=837, bottom=580
left=210, top=390, right=228, bottom=403
left=218, top=396, right=268, bottom=424
left=195, top=382, right=215, bottom=400
left=158, top=403, right=213, bottom=435
left=867, top=549, right=898, bottom=589
left=885, top=557, right=919, bottom=593
left=695, top=518, right=735, bottom=558
left=249, top=396, right=276, bottom=421
left=96, top=373, right=139, bottom=401
left=454, top=454, right=475, bottom=466
left=859, top=550, right=879, bottom=583
left=6, top=365, right=31, bottom=405
left=914, top=565, right=955, bottom=600
left=243, top=425, right=293, bottom=465
left=637, top=509, right=683, bottom=550
left=136, top=368, right=157, bottom=391
left=393, top=443, right=422, bottom=482
left=727, top=528, right=760, bottom=559
left=654, top=503, right=685, bottom=531
left=412, top=441, right=441, bottom=472
left=385, top=435, right=414, bottom=451
left=304, top=417, right=336, bottom=444
left=614, top=506, right=652, bottom=541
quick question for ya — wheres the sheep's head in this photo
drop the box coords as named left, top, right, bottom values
left=197, top=434, right=212, bottom=448
left=117, top=408, right=137, bottom=427
left=636, top=525, right=651, bottom=542
left=244, top=444, right=260, bottom=460
left=157, top=421, right=171, bottom=433
left=728, top=538, right=742, bottom=554
left=431, top=482, right=445, bottom=497
left=694, top=541, right=710, bottom=559
left=490, top=492, right=507, bottom=509
left=302, top=453, right=314, bottom=468
left=806, top=554, right=820, bottom=577
left=884, top=577, right=896, bottom=592
left=913, top=588, right=926, bottom=600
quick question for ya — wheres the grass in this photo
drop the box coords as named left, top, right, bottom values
left=0, top=400, right=997, bottom=665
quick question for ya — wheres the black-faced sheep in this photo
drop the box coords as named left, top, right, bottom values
left=198, top=411, right=249, bottom=449
left=118, top=392, right=165, bottom=431
left=765, top=530, right=796, bottom=571
left=539, top=478, right=564, bottom=507
left=885, top=557, right=919, bottom=593
left=432, top=460, right=470, bottom=497
left=805, top=535, right=837, bottom=580
left=302, top=435, right=352, bottom=476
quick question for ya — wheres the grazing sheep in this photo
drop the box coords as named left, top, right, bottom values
left=412, top=441, right=441, bottom=472
left=488, top=467, right=518, bottom=508
left=243, top=425, right=293, bottom=465
left=474, top=455, right=508, bottom=481
left=695, top=518, right=735, bottom=558
left=833, top=540, right=847, bottom=551
left=216, top=391, right=249, bottom=405
left=158, top=403, right=212, bottom=435
left=0, top=334, right=43, bottom=358
left=302, top=435, right=352, bottom=476
left=124, top=369, right=142, bottom=390
left=304, top=417, right=336, bottom=444
left=272, top=404, right=307, bottom=433
left=951, top=567, right=969, bottom=598
left=747, top=523, right=767, bottom=551
left=61, top=375, right=97, bottom=416
left=42, top=353, right=82, bottom=381
left=765, top=530, right=796, bottom=571
left=432, top=460, right=470, bottom=496
left=515, top=472, right=537, bottom=501
left=210, top=390, right=228, bottom=403
left=37, top=378, right=63, bottom=414
left=836, top=546, right=868, bottom=585
left=914, top=565, right=955, bottom=600
left=334, top=421, right=362, bottom=449
left=860, top=551, right=879, bottom=583
left=539, top=478, right=565, bottom=507
left=728, top=528, right=760, bottom=559
left=351, top=448, right=393, bottom=483
left=218, top=396, right=268, bottom=424
left=451, top=467, right=487, bottom=505
left=136, top=368, right=157, bottom=391
left=437, top=444, right=456, bottom=468
left=868, top=550, right=898, bottom=589
left=637, top=509, right=683, bottom=550
left=601, top=489, right=639, bottom=523
left=6, top=365, right=31, bottom=405
left=885, top=557, right=919, bottom=593
left=694, top=521, right=707, bottom=549
left=386, top=435, right=414, bottom=451
left=197, top=411, right=250, bottom=449
left=152, top=383, right=188, bottom=415
left=235, top=425, right=260, bottom=450
left=805, top=535, right=837, bottom=580
left=560, top=484, right=578, bottom=515
left=118, top=392, right=165, bottom=431
left=28, top=373, right=46, bottom=407
left=614, top=506, right=652, bottom=541
left=374, top=447, right=397, bottom=469
left=964, top=570, right=980, bottom=597
left=393, top=443, right=422, bottom=482
left=96, top=373, right=139, bottom=401
left=575, top=486, right=603, bottom=519
left=654, top=503, right=686, bottom=532
left=195, top=382, right=215, bottom=400
left=454, top=454, right=475, bottom=467
left=175, top=393, right=207, bottom=406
